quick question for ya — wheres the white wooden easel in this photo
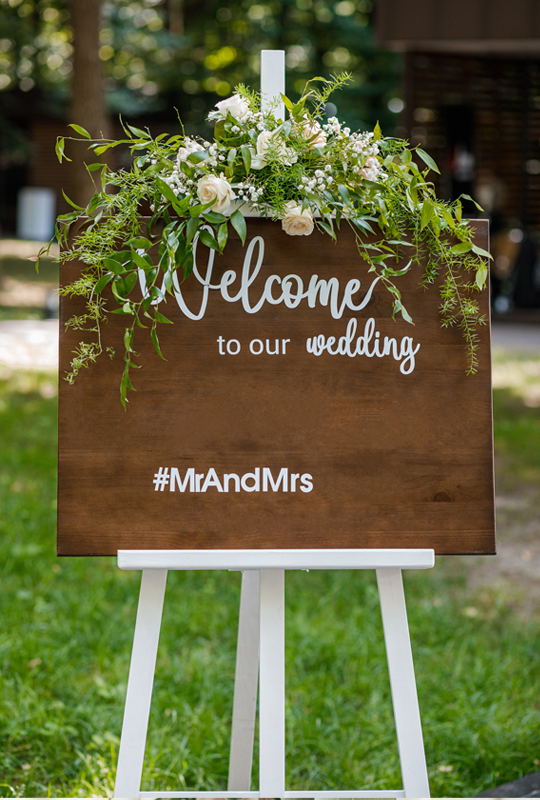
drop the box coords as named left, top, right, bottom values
left=113, top=548, right=433, bottom=799
left=113, top=52, right=433, bottom=799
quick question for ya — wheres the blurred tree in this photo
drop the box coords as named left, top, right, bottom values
left=69, top=0, right=109, bottom=205
left=0, top=0, right=402, bottom=142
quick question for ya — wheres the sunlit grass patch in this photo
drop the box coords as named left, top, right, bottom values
left=492, top=346, right=540, bottom=408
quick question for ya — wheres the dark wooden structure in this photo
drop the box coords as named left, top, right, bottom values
left=57, top=220, right=495, bottom=556
left=376, top=0, right=540, bottom=53
left=377, top=0, right=540, bottom=232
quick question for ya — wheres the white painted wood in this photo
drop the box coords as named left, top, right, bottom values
left=118, top=549, right=435, bottom=572
left=259, top=568, right=286, bottom=797
left=114, top=569, right=168, bottom=799
left=228, top=570, right=260, bottom=791
left=261, top=49, right=285, bottom=120
left=140, top=794, right=261, bottom=799
left=114, top=555, right=433, bottom=799
left=140, top=792, right=405, bottom=799
left=282, top=793, right=406, bottom=798
left=376, top=569, right=430, bottom=799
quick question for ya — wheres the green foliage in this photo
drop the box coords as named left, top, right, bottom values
left=51, top=77, right=490, bottom=404
left=1, top=369, right=540, bottom=795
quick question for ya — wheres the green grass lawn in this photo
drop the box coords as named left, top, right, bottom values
left=0, top=256, right=59, bottom=321
left=1, top=364, right=540, bottom=797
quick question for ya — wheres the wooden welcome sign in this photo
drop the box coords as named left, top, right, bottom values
left=57, top=219, right=495, bottom=555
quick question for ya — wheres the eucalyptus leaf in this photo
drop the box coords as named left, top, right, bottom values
left=124, top=328, right=134, bottom=352
left=127, top=236, right=152, bottom=250
left=188, top=149, right=210, bottom=163
left=110, top=250, right=131, bottom=262
left=199, top=229, right=219, bottom=250
left=186, top=215, right=199, bottom=243
left=68, top=124, right=91, bottom=139
left=416, top=148, right=440, bottom=174
left=217, top=222, right=228, bottom=252
left=155, top=310, right=173, bottom=324
left=449, top=241, right=473, bottom=254
left=61, top=190, right=83, bottom=211
left=281, top=94, right=293, bottom=110
left=189, top=201, right=214, bottom=217
left=338, top=185, right=350, bottom=205
left=476, top=265, right=488, bottom=290
left=202, top=211, right=227, bottom=224
left=151, top=326, right=167, bottom=360
left=318, top=220, right=336, bottom=240
left=461, top=193, right=484, bottom=211
left=130, top=249, right=152, bottom=270
left=241, top=145, right=251, bottom=174
left=123, top=272, right=138, bottom=295
left=127, top=124, right=150, bottom=138
left=112, top=276, right=127, bottom=300
left=156, top=177, right=181, bottom=207
left=55, top=138, right=71, bottom=163
left=472, top=244, right=493, bottom=259
left=230, top=209, right=247, bottom=245
left=420, top=201, right=434, bottom=231
left=182, top=249, right=194, bottom=279
left=103, top=258, right=126, bottom=275
left=441, top=208, right=456, bottom=229
left=94, top=272, right=114, bottom=294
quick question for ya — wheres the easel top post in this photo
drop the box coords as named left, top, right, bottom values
left=261, top=49, right=285, bottom=120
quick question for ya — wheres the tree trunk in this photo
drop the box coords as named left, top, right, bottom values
left=69, top=0, right=110, bottom=207
left=168, top=0, right=184, bottom=35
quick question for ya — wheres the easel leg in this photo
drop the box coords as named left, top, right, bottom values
left=228, top=570, right=260, bottom=791
left=259, top=568, right=285, bottom=798
left=114, top=568, right=168, bottom=799
left=376, top=568, right=430, bottom=799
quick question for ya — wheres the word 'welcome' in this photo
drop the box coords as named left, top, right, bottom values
left=139, top=235, right=382, bottom=321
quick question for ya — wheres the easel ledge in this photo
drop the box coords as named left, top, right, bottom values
left=117, top=548, right=435, bottom=570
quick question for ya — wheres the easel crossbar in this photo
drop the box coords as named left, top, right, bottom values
left=117, top=548, right=435, bottom=571
left=140, top=792, right=406, bottom=798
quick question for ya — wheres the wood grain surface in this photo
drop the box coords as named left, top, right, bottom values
left=57, top=219, right=495, bottom=555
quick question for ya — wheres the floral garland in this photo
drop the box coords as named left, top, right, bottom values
left=50, top=75, right=490, bottom=406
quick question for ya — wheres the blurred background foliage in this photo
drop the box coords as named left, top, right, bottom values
left=0, top=0, right=402, bottom=144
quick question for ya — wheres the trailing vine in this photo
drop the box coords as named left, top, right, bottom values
left=43, top=75, right=490, bottom=406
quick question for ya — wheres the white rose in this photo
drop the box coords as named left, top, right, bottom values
left=197, top=175, right=236, bottom=213
left=251, top=130, right=298, bottom=169
left=256, top=130, right=279, bottom=158
left=300, top=117, right=327, bottom=148
left=176, top=138, right=204, bottom=164
left=214, top=94, right=250, bottom=120
left=281, top=201, right=314, bottom=236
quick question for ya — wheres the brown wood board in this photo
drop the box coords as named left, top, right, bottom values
left=57, top=219, right=495, bottom=555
